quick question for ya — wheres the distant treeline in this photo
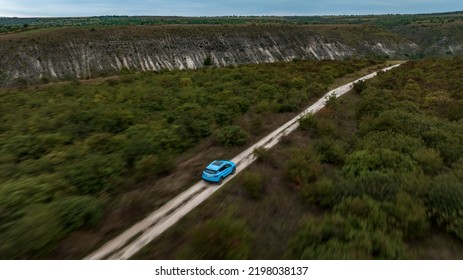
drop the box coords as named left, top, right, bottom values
left=1, top=11, right=462, bottom=33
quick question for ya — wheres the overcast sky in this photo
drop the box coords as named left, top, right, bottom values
left=1, top=0, right=462, bottom=17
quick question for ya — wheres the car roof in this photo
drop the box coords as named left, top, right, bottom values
left=206, top=160, right=229, bottom=171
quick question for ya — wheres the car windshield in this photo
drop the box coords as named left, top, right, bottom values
left=204, top=169, right=217, bottom=174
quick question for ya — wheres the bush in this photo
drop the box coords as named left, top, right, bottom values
left=427, top=171, right=463, bottom=227
left=253, top=147, right=270, bottom=163
left=0, top=204, right=65, bottom=259
left=50, top=195, right=104, bottom=232
left=216, top=125, right=249, bottom=147
left=313, top=137, right=348, bottom=164
left=298, top=113, right=318, bottom=133
left=290, top=76, right=306, bottom=89
left=84, top=133, right=128, bottom=155
left=203, top=55, right=213, bottom=66
left=241, top=171, right=264, bottom=199
left=360, top=131, right=423, bottom=156
left=325, top=93, right=339, bottom=109
left=134, top=154, right=175, bottom=178
left=388, top=192, right=429, bottom=239
left=302, top=178, right=336, bottom=208
left=284, top=147, right=321, bottom=187
left=288, top=213, right=404, bottom=259
left=447, top=217, right=463, bottom=240
left=335, top=171, right=399, bottom=202
left=353, top=80, right=367, bottom=94
left=1, top=133, right=69, bottom=161
left=342, top=149, right=417, bottom=177
left=412, top=148, right=443, bottom=175
left=57, top=153, right=125, bottom=195
left=0, top=175, right=67, bottom=224
left=185, top=216, right=252, bottom=259
left=333, top=196, right=389, bottom=230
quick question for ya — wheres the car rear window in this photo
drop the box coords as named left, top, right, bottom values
left=211, top=161, right=223, bottom=166
left=204, top=169, right=217, bottom=174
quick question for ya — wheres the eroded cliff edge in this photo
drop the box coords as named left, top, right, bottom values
left=0, top=25, right=419, bottom=86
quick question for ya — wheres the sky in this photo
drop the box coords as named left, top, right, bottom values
left=0, top=0, right=462, bottom=17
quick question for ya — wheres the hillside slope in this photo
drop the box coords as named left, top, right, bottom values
left=0, top=24, right=417, bottom=86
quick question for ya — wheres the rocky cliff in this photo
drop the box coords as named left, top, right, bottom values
left=0, top=24, right=419, bottom=86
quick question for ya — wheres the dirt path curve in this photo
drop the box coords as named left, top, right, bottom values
left=85, top=63, right=403, bottom=260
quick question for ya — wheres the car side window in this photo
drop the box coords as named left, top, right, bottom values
left=219, top=165, right=230, bottom=172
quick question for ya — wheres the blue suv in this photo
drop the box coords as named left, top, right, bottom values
left=202, top=160, right=236, bottom=184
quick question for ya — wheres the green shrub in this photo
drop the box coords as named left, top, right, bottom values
left=278, top=99, right=300, bottom=113
left=134, top=153, right=175, bottom=178
left=388, top=192, right=429, bottom=239
left=203, top=55, right=213, bottom=66
left=333, top=196, right=389, bottom=230
left=353, top=80, right=367, bottom=94
left=57, top=153, right=125, bottom=195
left=412, top=148, right=444, bottom=175
left=185, top=216, right=252, bottom=259
left=447, top=217, right=463, bottom=240
left=427, top=171, right=463, bottom=226
left=360, top=131, right=423, bottom=155
left=0, top=204, right=65, bottom=259
left=0, top=175, right=68, bottom=224
left=335, top=171, right=399, bottom=202
left=342, top=149, right=417, bottom=177
left=290, top=76, right=306, bottom=89
left=84, top=133, right=128, bottom=155
left=50, top=195, right=104, bottom=232
left=325, top=93, right=339, bottom=109
left=216, top=125, right=249, bottom=147
left=302, top=178, right=336, bottom=208
left=253, top=147, right=270, bottom=163
left=298, top=113, right=318, bottom=133
left=313, top=137, right=348, bottom=164
left=288, top=213, right=404, bottom=260
left=284, top=147, right=321, bottom=186
left=241, top=171, right=264, bottom=199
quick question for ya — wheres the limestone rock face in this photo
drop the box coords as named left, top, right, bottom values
left=0, top=25, right=420, bottom=86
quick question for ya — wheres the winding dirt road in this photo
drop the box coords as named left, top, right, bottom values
left=85, top=63, right=403, bottom=260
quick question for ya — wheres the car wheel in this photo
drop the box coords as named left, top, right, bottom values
left=231, top=167, right=236, bottom=175
left=218, top=177, right=223, bottom=185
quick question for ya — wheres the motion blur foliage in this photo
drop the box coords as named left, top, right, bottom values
left=427, top=170, right=463, bottom=239
left=241, top=171, right=264, bottom=199
left=180, top=216, right=252, bottom=260
left=284, top=147, right=321, bottom=187
left=0, top=204, right=65, bottom=259
left=289, top=204, right=405, bottom=260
